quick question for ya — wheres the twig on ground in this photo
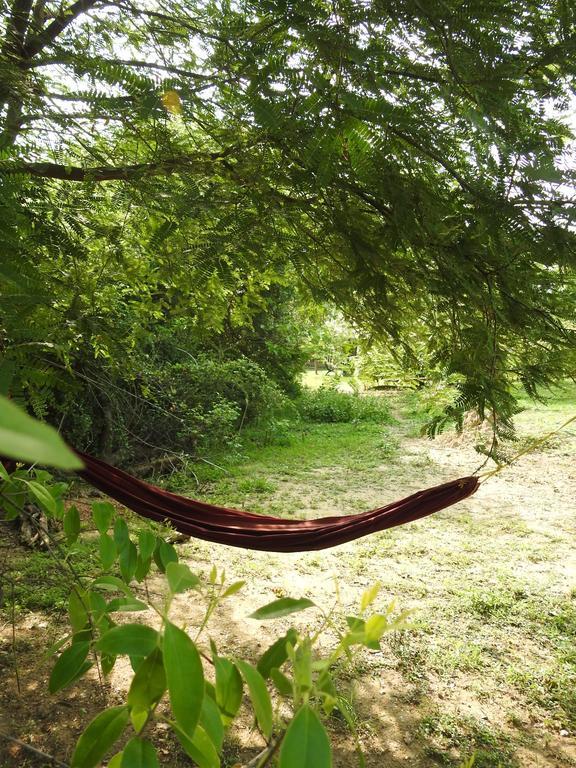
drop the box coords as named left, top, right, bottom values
left=0, top=730, right=68, bottom=767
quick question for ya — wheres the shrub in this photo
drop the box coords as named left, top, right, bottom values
left=297, top=388, right=392, bottom=424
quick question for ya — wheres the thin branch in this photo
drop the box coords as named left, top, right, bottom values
left=0, top=730, right=68, bottom=767
left=21, top=0, right=101, bottom=59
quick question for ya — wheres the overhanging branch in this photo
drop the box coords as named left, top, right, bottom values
left=1, top=155, right=223, bottom=181
left=22, top=0, right=101, bottom=58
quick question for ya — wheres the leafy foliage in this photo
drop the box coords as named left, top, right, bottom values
left=0, top=464, right=414, bottom=767
left=297, top=388, right=392, bottom=424
left=1, top=0, right=575, bottom=442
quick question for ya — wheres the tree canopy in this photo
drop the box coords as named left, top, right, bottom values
left=1, top=0, right=575, bottom=436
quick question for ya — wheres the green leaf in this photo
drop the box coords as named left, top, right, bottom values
left=121, top=738, right=160, bottom=768
left=127, top=648, right=166, bottom=732
left=68, top=590, right=89, bottom=633
left=134, top=554, right=152, bottom=582
left=24, top=479, right=57, bottom=515
left=166, top=562, right=200, bottom=594
left=138, top=530, right=156, bottom=561
left=93, top=501, right=115, bottom=534
left=0, top=395, right=83, bottom=469
left=200, top=693, right=224, bottom=751
left=222, top=580, right=245, bottom=598
left=257, top=629, right=298, bottom=679
left=154, top=540, right=178, bottom=572
left=249, top=597, right=315, bottom=621
left=99, top=533, right=117, bottom=569
left=0, top=462, right=9, bottom=480
left=235, top=659, right=273, bottom=739
left=360, top=582, right=382, bottom=612
left=212, top=648, right=242, bottom=726
left=278, top=705, right=332, bottom=768
left=49, top=641, right=91, bottom=693
left=96, top=625, right=159, bottom=657
left=163, top=621, right=204, bottom=736
left=106, top=597, right=148, bottom=613
left=364, top=615, right=388, bottom=645
left=108, top=752, right=124, bottom=768
left=114, top=518, right=130, bottom=551
left=292, top=637, right=312, bottom=693
left=270, top=667, right=292, bottom=696
left=64, top=505, right=81, bottom=545
left=172, top=723, right=220, bottom=768
left=92, top=575, right=133, bottom=594
left=70, top=706, right=129, bottom=768
left=101, top=652, right=117, bottom=676
left=119, top=539, right=138, bottom=583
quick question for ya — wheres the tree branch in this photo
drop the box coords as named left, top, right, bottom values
left=25, top=55, right=217, bottom=82
left=21, top=0, right=101, bottom=58
left=1, top=155, right=223, bottom=181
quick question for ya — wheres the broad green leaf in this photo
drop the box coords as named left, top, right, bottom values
left=163, top=621, right=204, bottom=736
left=119, top=539, right=138, bottom=583
left=87, top=590, right=107, bottom=620
left=127, top=648, right=166, bottom=732
left=235, top=659, right=273, bottom=739
left=134, top=554, right=152, bottom=582
left=108, top=752, right=123, bottom=768
left=114, top=518, right=130, bottom=551
left=92, top=575, right=133, bottom=594
left=257, top=629, right=298, bottom=679
left=121, top=738, right=160, bottom=768
left=200, top=693, right=224, bottom=751
left=101, top=652, right=116, bottom=676
left=24, top=479, right=57, bottom=515
left=68, top=590, right=89, bottom=633
left=92, top=502, right=115, bottom=534
left=138, top=530, right=156, bottom=561
left=212, top=649, right=243, bottom=726
left=64, top=505, right=81, bottom=545
left=70, top=706, right=129, bottom=768
left=0, top=462, right=9, bottom=480
left=49, top=641, right=91, bottom=693
left=364, top=615, right=388, bottom=645
left=154, top=540, right=178, bottom=572
left=99, top=533, right=117, bottom=569
left=106, top=597, right=148, bottom=613
left=249, top=597, right=315, bottom=621
left=96, top=625, right=159, bottom=657
left=172, top=723, right=220, bottom=768
left=0, top=396, right=83, bottom=469
left=292, top=637, right=312, bottom=693
left=278, top=705, right=332, bottom=768
left=360, top=582, right=382, bottom=612
left=270, top=667, right=292, bottom=696
left=166, top=562, right=200, bottom=594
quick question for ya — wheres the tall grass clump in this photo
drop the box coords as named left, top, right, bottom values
left=297, top=388, right=392, bottom=424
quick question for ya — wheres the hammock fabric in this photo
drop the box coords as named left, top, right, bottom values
left=76, top=451, right=479, bottom=553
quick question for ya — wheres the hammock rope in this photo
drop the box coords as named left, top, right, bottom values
left=76, top=451, right=479, bottom=552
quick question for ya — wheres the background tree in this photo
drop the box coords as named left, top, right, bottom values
left=1, top=0, right=575, bottom=445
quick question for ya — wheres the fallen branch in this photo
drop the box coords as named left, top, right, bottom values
left=0, top=730, right=68, bottom=768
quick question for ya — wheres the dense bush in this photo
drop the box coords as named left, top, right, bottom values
left=55, top=356, right=288, bottom=464
left=297, top=388, right=392, bottom=424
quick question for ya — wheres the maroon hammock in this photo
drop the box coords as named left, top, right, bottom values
left=76, top=452, right=479, bottom=553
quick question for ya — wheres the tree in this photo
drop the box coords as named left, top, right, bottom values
left=1, top=0, right=575, bottom=438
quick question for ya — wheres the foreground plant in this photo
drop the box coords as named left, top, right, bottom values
left=1, top=464, right=412, bottom=767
